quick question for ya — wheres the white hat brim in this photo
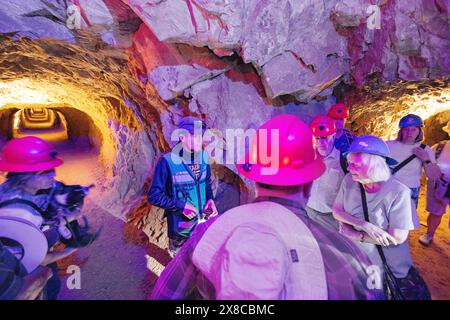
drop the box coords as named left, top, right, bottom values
left=192, top=201, right=328, bottom=300
left=0, top=217, right=48, bottom=273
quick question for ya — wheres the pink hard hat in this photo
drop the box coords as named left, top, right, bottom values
left=0, top=136, right=63, bottom=173
left=310, top=116, right=336, bottom=137
left=237, top=115, right=325, bottom=186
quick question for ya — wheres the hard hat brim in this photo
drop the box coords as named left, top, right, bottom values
left=0, top=216, right=48, bottom=273
left=237, top=157, right=326, bottom=186
left=0, top=158, right=63, bottom=173
left=343, top=151, right=398, bottom=166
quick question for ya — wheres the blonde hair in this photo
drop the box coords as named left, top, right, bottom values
left=349, top=153, right=391, bottom=184
left=396, top=127, right=424, bottom=143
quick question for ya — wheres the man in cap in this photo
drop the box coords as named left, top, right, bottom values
left=151, top=115, right=384, bottom=300
left=306, top=116, right=345, bottom=231
left=148, top=116, right=218, bottom=257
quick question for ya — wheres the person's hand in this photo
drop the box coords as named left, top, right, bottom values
left=54, top=193, right=69, bottom=205
left=412, top=147, right=430, bottom=162
left=361, top=222, right=398, bottom=246
left=182, top=202, right=197, bottom=219
left=42, top=247, right=79, bottom=265
left=65, top=208, right=83, bottom=221
left=15, top=266, right=53, bottom=300
left=203, top=199, right=218, bottom=218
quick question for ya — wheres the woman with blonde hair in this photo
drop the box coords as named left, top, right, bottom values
left=333, top=135, right=430, bottom=300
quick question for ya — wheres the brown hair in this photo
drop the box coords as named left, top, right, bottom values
left=396, top=127, right=424, bottom=143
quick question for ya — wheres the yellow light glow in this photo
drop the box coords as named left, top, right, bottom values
left=0, top=79, right=57, bottom=106
left=0, top=77, right=117, bottom=173
left=386, top=90, right=450, bottom=140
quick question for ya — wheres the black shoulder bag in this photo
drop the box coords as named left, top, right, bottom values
left=359, top=183, right=431, bottom=300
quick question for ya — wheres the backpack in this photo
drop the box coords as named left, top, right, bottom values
left=432, top=142, right=450, bottom=200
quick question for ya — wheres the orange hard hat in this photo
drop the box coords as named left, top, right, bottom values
left=327, top=103, right=349, bottom=120
left=310, top=116, right=336, bottom=137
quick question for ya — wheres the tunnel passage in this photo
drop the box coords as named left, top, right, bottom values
left=346, top=76, right=450, bottom=140
left=0, top=106, right=103, bottom=148
left=11, top=108, right=69, bottom=143
left=0, top=36, right=161, bottom=220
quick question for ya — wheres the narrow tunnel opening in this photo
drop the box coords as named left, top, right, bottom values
left=0, top=34, right=158, bottom=220
left=0, top=105, right=105, bottom=190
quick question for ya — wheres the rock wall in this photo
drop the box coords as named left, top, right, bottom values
left=346, top=76, right=450, bottom=140
left=1, top=0, right=449, bottom=248
left=125, top=0, right=450, bottom=99
left=0, top=37, right=156, bottom=220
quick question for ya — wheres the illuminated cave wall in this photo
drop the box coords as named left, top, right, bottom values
left=0, top=0, right=449, bottom=249
left=0, top=37, right=157, bottom=219
left=347, top=76, right=450, bottom=141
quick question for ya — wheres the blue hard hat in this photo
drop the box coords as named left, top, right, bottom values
left=399, top=114, right=423, bottom=128
left=177, top=116, right=206, bottom=134
left=344, top=135, right=398, bottom=166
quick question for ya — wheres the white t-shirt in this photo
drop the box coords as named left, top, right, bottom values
left=334, top=175, right=415, bottom=278
left=386, top=140, right=436, bottom=188
left=307, top=147, right=345, bottom=213
left=433, top=140, right=450, bottom=180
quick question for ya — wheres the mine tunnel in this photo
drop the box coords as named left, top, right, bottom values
left=0, top=38, right=157, bottom=219
left=0, top=36, right=161, bottom=299
left=0, top=106, right=102, bottom=185
left=0, top=0, right=449, bottom=301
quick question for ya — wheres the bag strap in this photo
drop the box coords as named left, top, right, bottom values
left=358, top=183, right=392, bottom=266
left=358, top=183, right=405, bottom=299
left=358, top=184, right=388, bottom=263
left=391, top=143, right=426, bottom=175
left=339, top=153, right=349, bottom=175
left=0, top=199, right=45, bottom=216
left=435, top=142, right=445, bottom=161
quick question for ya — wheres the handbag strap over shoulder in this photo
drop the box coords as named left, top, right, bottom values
left=358, top=184, right=394, bottom=268
left=391, top=143, right=426, bottom=175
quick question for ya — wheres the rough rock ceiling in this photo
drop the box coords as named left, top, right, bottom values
left=347, top=76, right=450, bottom=140
left=0, top=36, right=158, bottom=219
